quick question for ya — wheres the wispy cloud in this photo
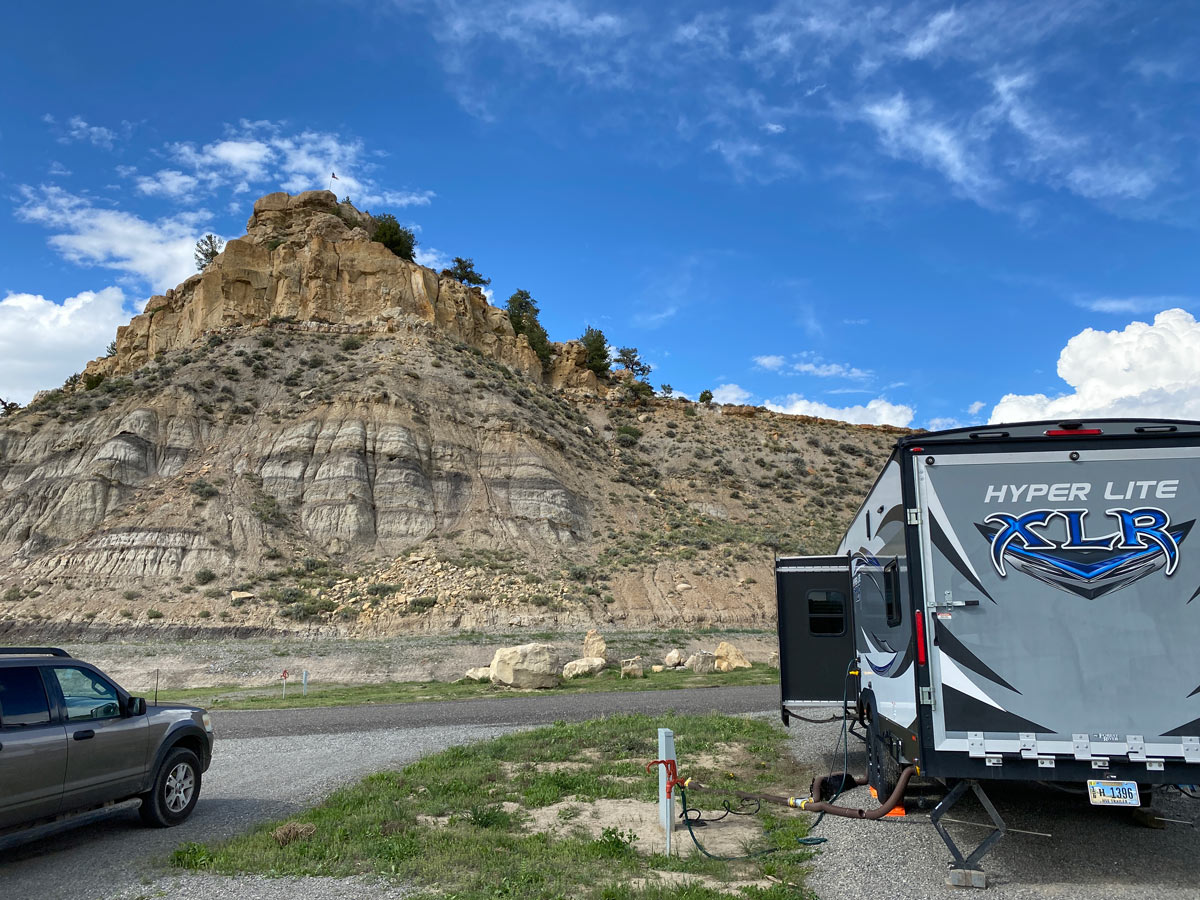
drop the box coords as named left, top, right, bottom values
left=1075, top=295, right=1192, bottom=314
left=753, top=354, right=785, bottom=371
left=43, top=114, right=125, bottom=149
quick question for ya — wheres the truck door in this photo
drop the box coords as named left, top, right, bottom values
left=776, top=556, right=857, bottom=712
left=0, top=666, right=67, bottom=829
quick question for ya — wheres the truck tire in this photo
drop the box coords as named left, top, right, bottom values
left=139, top=747, right=202, bottom=827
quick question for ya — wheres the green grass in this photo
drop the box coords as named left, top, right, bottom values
left=156, top=664, right=778, bottom=710
left=171, top=713, right=815, bottom=899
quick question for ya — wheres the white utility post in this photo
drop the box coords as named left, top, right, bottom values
left=657, top=727, right=677, bottom=856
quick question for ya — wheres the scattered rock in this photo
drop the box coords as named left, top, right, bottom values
left=714, top=641, right=751, bottom=672
left=663, top=648, right=685, bottom=668
left=489, top=643, right=559, bottom=689
left=675, top=583, right=692, bottom=592
left=229, top=590, right=255, bottom=603
left=582, top=629, right=607, bottom=660
left=621, top=657, right=644, bottom=679
left=464, top=666, right=492, bottom=681
left=767, top=650, right=780, bottom=669
left=562, top=656, right=607, bottom=679
left=685, top=651, right=716, bottom=675
left=298, top=389, right=314, bottom=399
left=651, top=664, right=664, bottom=673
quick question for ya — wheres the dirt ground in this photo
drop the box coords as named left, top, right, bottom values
left=42, top=630, right=779, bottom=693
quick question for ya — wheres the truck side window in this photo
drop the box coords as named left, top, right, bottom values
left=52, top=667, right=121, bottom=722
left=807, top=590, right=846, bottom=636
left=0, top=667, right=53, bottom=728
left=884, top=561, right=902, bottom=627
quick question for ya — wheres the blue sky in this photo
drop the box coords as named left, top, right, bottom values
left=2, top=1, right=1199, bottom=427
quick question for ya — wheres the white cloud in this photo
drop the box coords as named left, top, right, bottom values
left=1065, top=162, right=1157, bottom=201
left=792, top=357, right=871, bottom=378
left=712, top=383, right=753, bottom=405
left=967, top=400, right=986, bottom=416
left=862, top=93, right=993, bottom=199
left=0, top=287, right=132, bottom=404
left=753, top=354, right=785, bottom=371
left=762, top=122, right=786, bottom=134
left=990, top=309, right=1200, bottom=423
left=634, top=305, right=678, bottom=328
left=135, top=169, right=202, bottom=199
left=45, top=114, right=118, bottom=149
left=766, top=394, right=915, bottom=427
left=1075, top=295, right=1193, bottom=315
left=17, top=185, right=211, bottom=293
left=414, top=247, right=451, bottom=271
left=47, top=161, right=72, bottom=177
left=927, top=417, right=962, bottom=431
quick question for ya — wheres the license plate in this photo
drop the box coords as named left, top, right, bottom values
left=1086, top=780, right=1140, bottom=807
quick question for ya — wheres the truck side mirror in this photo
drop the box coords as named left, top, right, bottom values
left=127, top=696, right=147, bottom=716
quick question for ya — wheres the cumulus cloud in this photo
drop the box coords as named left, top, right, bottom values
left=0, top=288, right=132, bottom=404
left=16, top=185, right=211, bottom=293
left=766, top=394, right=915, bottom=427
left=712, top=383, right=753, bottom=405
left=990, top=309, right=1200, bottom=423
left=792, top=358, right=871, bottom=379
left=927, top=417, right=962, bottom=431
left=967, top=400, right=986, bottom=415
left=414, top=246, right=451, bottom=272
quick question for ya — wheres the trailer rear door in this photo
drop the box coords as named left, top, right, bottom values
left=776, top=556, right=857, bottom=711
left=913, top=445, right=1200, bottom=764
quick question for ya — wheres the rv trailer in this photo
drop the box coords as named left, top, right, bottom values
left=776, top=419, right=1200, bottom=876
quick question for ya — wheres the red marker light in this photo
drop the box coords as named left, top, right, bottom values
left=1045, top=429, right=1102, bottom=436
left=914, top=611, right=927, bottom=666
left=910, top=446, right=924, bottom=453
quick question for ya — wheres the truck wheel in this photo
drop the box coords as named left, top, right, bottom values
left=139, top=747, right=201, bottom=827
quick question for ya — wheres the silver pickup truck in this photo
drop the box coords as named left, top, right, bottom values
left=0, top=647, right=214, bottom=834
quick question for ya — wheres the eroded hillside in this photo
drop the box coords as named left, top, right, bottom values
left=0, top=192, right=905, bottom=636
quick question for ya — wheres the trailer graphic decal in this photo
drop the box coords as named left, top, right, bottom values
left=974, top=508, right=1193, bottom=599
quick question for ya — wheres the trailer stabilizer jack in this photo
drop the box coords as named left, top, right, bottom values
left=930, top=780, right=1006, bottom=888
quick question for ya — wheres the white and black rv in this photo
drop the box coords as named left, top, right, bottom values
left=777, top=419, right=1200, bottom=869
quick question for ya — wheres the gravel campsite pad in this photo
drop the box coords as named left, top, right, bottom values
left=780, top=717, right=1200, bottom=900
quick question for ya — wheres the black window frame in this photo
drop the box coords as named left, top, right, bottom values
left=0, top=665, right=55, bottom=729
left=884, top=560, right=902, bottom=628
left=806, top=588, right=847, bottom=637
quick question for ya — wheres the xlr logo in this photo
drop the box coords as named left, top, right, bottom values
left=976, top=508, right=1192, bottom=599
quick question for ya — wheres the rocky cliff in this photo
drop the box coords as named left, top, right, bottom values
left=0, top=191, right=905, bottom=637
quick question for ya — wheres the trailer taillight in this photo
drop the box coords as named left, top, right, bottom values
left=915, top=609, right=927, bottom=666
left=1045, top=428, right=1102, bottom=436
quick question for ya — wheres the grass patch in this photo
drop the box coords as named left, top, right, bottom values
left=170, top=713, right=812, bottom=899
left=155, top=663, right=777, bottom=710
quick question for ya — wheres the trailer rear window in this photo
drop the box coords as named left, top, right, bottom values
left=807, top=590, right=846, bottom=636
left=884, top=561, right=902, bottom=627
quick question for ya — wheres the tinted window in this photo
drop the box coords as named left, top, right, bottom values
left=884, top=561, right=902, bottom=627
left=808, top=589, right=846, bottom=636
left=0, top=666, right=52, bottom=727
left=53, top=667, right=121, bottom=721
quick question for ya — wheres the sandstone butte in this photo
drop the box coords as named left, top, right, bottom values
left=0, top=190, right=907, bottom=638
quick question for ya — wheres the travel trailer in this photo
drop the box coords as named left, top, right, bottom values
left=776, top=419, right=1200, bottom=873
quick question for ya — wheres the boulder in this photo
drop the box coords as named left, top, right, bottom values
left=651, top=664, right=665, bottom=673
left=562, top=656, right=606, bottom=679
left=685, top=651, right=716, bottom=675
left=582, top=629, right=607, bottom=660
left=464, top=666, right=492, bottom=682
left=621, top=657, right=644, bottom=679
left=714, top=641, right=751, bottom=671
left=489, top=643, right=559, bottom=689
left=663, top=648, right=685, bottom=668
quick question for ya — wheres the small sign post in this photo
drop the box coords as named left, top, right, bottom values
left=302, top=669, right=309, bottom=696
left=281, top=669, right=288, bottom=700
